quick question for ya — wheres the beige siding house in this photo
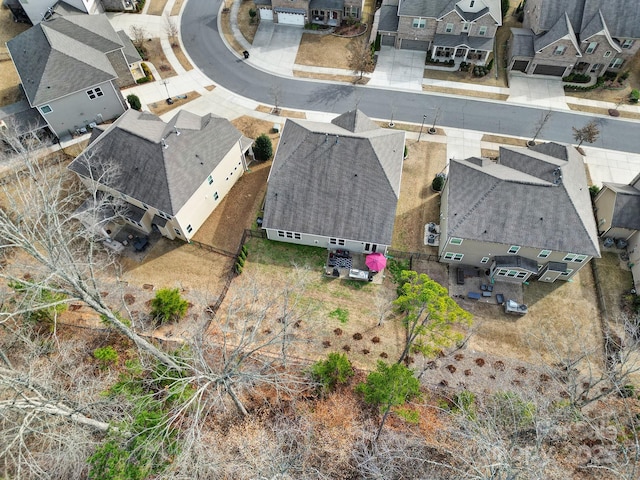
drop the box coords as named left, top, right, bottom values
left=255, top=0, right=364, bottom=26
left=508, top=0, right=640, bottom=77
left=262, top=110, right=405, bottom=255
left=377, top=0, right=501, bottom=65
left=7, top=12, right=140, bottom=138
left=68, top=109, right=254, bottom=242
left=594, top=174, right=640, bottom=291
left=439, top=143, right=600, bottom=283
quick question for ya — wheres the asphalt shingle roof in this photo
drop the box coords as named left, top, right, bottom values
left=602, top=182, right=640, bottom=230
left=399, top=0, right=500, bottom=25
left=262, top=110, right=405, bottom=246
left=433, top=33, right=493, bottom=49
left=68, top=110, right=247, bottom=216
left=510, top=27, right=535, bottom=57
left=378, top=4, right=400, bottom=32
left=445, top=143, right=600, bottom=257
left=7, top=14, right=125, bottom=106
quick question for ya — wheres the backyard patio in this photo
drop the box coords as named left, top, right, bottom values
left=324, top=249, right=385, bottom=284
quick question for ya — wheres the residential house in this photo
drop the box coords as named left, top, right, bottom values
left=375, top=0, right=501, bottom=65
left=439, top=143, right=600, bottom=283
left=255, top=0, right=364, bottom=26
left=68, top=109, right=254, bottom=242
left=594, top=173, right=640, bottom=291
left=508, top=0, right=640, bottom=77
left=5, top=0, right=135, bottom=25
left=7, top=12, right=141, bottom=139
left=262, top=110, right=405, bottom=255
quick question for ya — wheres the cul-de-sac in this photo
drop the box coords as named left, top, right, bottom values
left=1, top=0, right=640, bottom=477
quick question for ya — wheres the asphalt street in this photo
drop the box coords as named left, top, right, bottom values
left=181, top=0, right=640, bottom=154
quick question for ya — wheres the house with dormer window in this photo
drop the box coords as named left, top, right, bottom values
left=438, top=143, right=600, bottom=284
left=508, top=0, right=640, bottom=77
left=375, top=0, right=501, bottom=65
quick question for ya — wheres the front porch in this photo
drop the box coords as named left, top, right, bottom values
left=430, top=46, right=490, bottom=66
left=310, top=9, right=340, bottom=26
left=324, top=249, right=384, bottom=284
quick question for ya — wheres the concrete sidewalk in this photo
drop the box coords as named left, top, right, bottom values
left=107, top=0, right=640, bottom=186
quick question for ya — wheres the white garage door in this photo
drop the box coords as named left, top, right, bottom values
left=259, top=8, right=273, bottom=21
left=277, top=12, right=305, bottom=26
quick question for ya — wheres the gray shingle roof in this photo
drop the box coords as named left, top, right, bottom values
left=399, top=0, right=500, bottom=25
left=68, top=110, right=247, bottom=216
left=310, top=0, right=344, bottom=10
left=602, top=182, right=640, bottom=230
left=534, top=12, right=575, bottom=52
left=494, top=255, right=539, bottom=273
left=7, top=14, right=125, bottom=107
left=378, top=4, right=400, bottom=32
left=433, top=33, right=493, bottom=49
left=445, top=143, right=600, bottom=257
left=117, top=30, right=142, bottom=65
left=262, top=110, right=405, bottom=246
left=510, top=27, right=535, bottom=57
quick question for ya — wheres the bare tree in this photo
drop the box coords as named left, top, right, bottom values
left=129, top=25, right=147, bottom=51
left=270, top=83, right=282, bottom=115
left=572, top=120, right=600, bottom=148
left=348, top=37, right=374, bottom=81
left=164, top=14, right=178, bottom=45
left=529, top=110, right=551, bottom=146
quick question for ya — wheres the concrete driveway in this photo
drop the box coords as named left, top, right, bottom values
left=249, top=22, right=303, bottom=76
left=369, top=46, right=427, bottom=91
left=507, top=73, right=568, bottom=110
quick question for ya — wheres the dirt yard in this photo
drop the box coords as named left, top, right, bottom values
left=144, top=38, right=177, bottom=78
left=238, top=0, right=259, bottom=44
left=391, top=140, right=447, bottom=253
left=596, top=251, right=634, bottom=326
left=147, top=0, right=169, bottom=15
left=148, top=91, right=201, bottom=115
left=295, top=34, right=358, bottom=70
left=0, top=7, right=29, bottom=107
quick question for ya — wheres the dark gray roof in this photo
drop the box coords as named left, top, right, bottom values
left=547, top=261, right=568, bottom=272
left=433, top=33, right=493, bottom=49
left=262, top=110, right=405, bottom=246
left=68, top=109, right=248, bottom=216
left=534, top=12, right=574, bottom=52
left=378, top=5, right=399, bottom=33
left=7, top=14, right=125, bottom=106
left=602, top=182, right=640, bottom=230
left=399, top=0, right=500, bottom=25
left=445, top=143, right=600, bottom=257
left=254, top=0, right=271, bottom=5
left=310, top=0, right=344, bottom=10
left=152, top=214, right=168, bottom=227
left=494, top=255, right=539, bottom=273
left=274, top=7, right=306, bottom=13
left=117, top=30, right=142, bottom=65
left=510, top=27, right=535, bottom=57
left=125, top=204, right=146, bottom=223
left=532, top=0, right=640, bottom=39
left=0, top=100, right=47, bottom=134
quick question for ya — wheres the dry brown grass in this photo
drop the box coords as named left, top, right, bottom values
left=375, top=121, right=446, bottom=136
left=147, top=0, right=169, bottom=16
left=567, top=103, right=640, bottom=120
left=170, top=0, right=185, bottom=16
left=238, top=0, right=259, bottom=44
left=0, top=7, right=29, bottom=47
left=148, top=91, right=201, bottom=115
left=293, top=70, right=370, bottom=84
left=144, top=38, right=177, bottom=78
left=595, top=252, right=634, bottom=325
left=0, top=7, right=29, bottom=107
left=171, top=44, right=194, bottom=71
left=220, top=10, right=246, bottom=55
left=205, top=85, right=216, bottom=91
left=481, top=134, right=527, bottom=146
left=295, top=34, right=357, bottom=70
left=231, top=115, right=281, bottom=140
left=481, top=148, right=500, bottom=158
left=255, top=105, right=306, bottom=118
left=392, top=141, right=447, bottom=252
left=421, top=84, right=508, bottom=100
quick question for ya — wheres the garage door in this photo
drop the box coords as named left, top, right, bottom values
left=400, top=39, right=429, bottom=51
left=511, top=60, right=529, bottom=72
left=533, top=64, right=566, bottom=76
left=259, top=8, right=273, bottom=21
left=277, top=12, right=305, bottom=26
left=381, top=34, right=395, bottom=47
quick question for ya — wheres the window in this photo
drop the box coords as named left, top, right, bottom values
left=603, top=50, right=612, bottom=58
left=412, top=18, right=426, bottom=28
left=449, top=237, right=463, bottom=245
left=278, top=231, right=285, bottom=237
left=40, top=105, right=52, bottom=114
left=330, top=238, right=345, bottom=246
left=213, top=192, right=219, bottom=200
left=86, top=87, right=104, bottom=100
left=344, top=6, right=358, bottom=17
left=445, top=23, right=454, bottom=33
left=186, top=224, right=193, bottom=233
left=610, top=58, right=624, bottom=68
left=538, top=249, right=552, bottom=258
left=622, top=39, right=634, bottom=49
left=496, top=269, right=527, bottom=279
left=286, top=232, right=293, bottom=238
left=508, top=245, right=521, bottom=254
left=478, top=26, right=487, bottom=36
left=560, top=269, right=574, bottom=277
left=207, top=175, right=213, bottom=185
left=174, top=228, right=181, bottom=236
left=563, top=253, right=587, bottom=263
left=462, top=22, right=470, bottom=33
left=443, top=252, right=464, bottom=261
left=553, top=45, right=566, bottom=55
left=481, top=257, right=489, bottom=264
left=590, top=63, right=602, bottom=72
left=585, top=42, right=597, bottom=54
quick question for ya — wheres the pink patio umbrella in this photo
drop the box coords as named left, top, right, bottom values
left=365, top=252, right=387, bottom=272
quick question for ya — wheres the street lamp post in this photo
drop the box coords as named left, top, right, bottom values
left=417, top=114, right=427, bottom=142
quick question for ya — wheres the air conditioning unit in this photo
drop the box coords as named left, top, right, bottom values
left=89, top=122, right=97, bottom=129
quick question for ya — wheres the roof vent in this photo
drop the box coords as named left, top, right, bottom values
left=175, top=128, right=181, bottom=136
left=335, top=135, right=339, bottom=144
left=161, top=138, right=168, bottom=149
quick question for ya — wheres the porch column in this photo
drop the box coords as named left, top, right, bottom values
left=430, top=45, right=437, bottom=61
left=452, top=47, right=458, bottom=58
left=463, top=49, right=469, bottom=61
left=483, top=50, right=490, bottom=63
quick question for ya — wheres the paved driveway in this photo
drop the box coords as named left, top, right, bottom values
left=369, top=46, right=427, bottom=92
left=250, top=23, right=303, bottom=76
left=507, top=73, right=568, bottom=110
